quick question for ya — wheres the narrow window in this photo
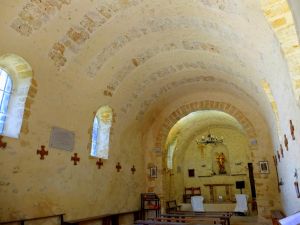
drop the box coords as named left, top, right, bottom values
left=91, top=117, right=99, bottom=157
left=90, top=106, right=113, bottom=159
left=167, top=139, right=177, bottom=169
left=0, top=69, right=12, bottom=133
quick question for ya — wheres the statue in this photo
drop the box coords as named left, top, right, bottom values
left=216, top=152, right=226, bottom=174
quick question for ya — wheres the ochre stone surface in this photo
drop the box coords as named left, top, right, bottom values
left=1, top=0, right=300, bottom=223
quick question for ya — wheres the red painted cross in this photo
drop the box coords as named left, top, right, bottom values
left=131, top=165, right=136, bottom=174
left=96, top=158, right=103, bottom=169
left=37, top=145, right=48, bottom=160
left=0, top=136, right=7, bottom=149
left=116, top=162, right=122, bottom=172
left=71, top=153, right=80, bottom=165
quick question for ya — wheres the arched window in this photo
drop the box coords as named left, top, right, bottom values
left=91, top=117, right=99, bottom=157
left=0, top=69, right=12, bottom=133
left=90, top=106, right=113, bottom=159
left=167, top=139, right=177, bottom=169
left=0, top=54, right=32, bottom=138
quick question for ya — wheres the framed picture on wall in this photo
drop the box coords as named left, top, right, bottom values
left=188, top=169, right=195, bottom=177
left=259, top=161, right=269, bottom=174
left=150, top=166, right=157, bottom=178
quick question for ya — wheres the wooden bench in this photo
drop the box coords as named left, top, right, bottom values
left=135, top=220, right=186, bottom=225
left=135, top=220, right=221, bottom=225
left=160, top=212, right=231, bottom=225
left=271, top=210, right=285, bottom=225
left=0, top=214, right=64, bottom=225
left=153, top=216, right=224, bottom=225
left=63, top=210, right=139, bottom=225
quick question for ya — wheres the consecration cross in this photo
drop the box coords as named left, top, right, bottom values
left=116, top=162, right=122, bottom=172
left=96, top=158, right=103, bottom=169
left=37, top=145, right=48, bottom=160
left=131, top=165, right=136, bottom=174
left=71, top=153, right=80, bottom=165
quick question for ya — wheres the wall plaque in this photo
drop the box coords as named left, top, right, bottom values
left=49, top=127, right=75, bottom=151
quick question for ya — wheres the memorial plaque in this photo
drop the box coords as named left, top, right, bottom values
left=49, top=127, right=75, bottom=151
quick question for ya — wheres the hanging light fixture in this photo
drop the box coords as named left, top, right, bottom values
left=196, top=127, right=223, bottom=145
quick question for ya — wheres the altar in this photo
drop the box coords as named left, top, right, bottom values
left=204, top=183, right=234, bottom=202
left=179, top=202, right=236, bottom=212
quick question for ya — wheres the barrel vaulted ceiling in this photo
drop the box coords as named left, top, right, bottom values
left=0, top=0, right=296, bottom=132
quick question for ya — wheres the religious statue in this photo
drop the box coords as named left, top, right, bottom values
left=216, top=152, right=226, bottom=174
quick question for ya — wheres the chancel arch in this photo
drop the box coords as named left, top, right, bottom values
left=155, top=100, right=257, bottom=150
left=164, top=110, right=252, bottom=206
left=147, top=100, right=281, bottom=217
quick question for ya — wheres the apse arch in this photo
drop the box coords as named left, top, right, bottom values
left=155, top=100, right=257, bottom=154
left=165, top=110, right=247, bottom=170
left=159, top=105, right=259, bottom=206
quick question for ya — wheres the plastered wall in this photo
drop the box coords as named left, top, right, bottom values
left=0, top=0, right=300, bottom=223
left=143, top=92, right=282, bottom=220
left=173, top=128, right=251, bottom=203
left=0, top=101, right=145, bottom=222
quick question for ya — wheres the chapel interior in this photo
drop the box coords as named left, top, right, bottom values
left=1, top=0, right=300, bottom=225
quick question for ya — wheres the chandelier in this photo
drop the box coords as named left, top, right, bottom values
left=196, top=133, right=223, bottom=145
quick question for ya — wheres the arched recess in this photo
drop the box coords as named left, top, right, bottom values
left=164, top=110, right=251, bottom=203
left=0, top=54, right=33, bottom=138
left=150, top=100, right=260, bottom=211
left=155, top=100, right=257, bottom=154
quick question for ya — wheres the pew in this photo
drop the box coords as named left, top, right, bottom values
left=135, top=220, right=185, bottom=225
left=160, top=212, right=231, bottom=225
left=153, top=216, right=224, bottom=225
left=0, top=214, right=65, bottom=225
left=135, top=220, right=222, bottom=225
left=63, top=210, right=139, bottom=225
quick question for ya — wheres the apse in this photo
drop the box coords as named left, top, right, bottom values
left=165, top=110, right=252, bottom=206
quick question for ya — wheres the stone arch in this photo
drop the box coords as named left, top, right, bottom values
left=261, top=0, right=300, bottom=105
left=155, top=101, right=257, bottom=152
left=88, top=16, right=239, bottom=76
left=0, top=54, right=33, bottom=138
left=104, top=40, right=223, bottom=96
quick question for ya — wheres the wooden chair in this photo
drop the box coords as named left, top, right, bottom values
left=183, top=187, right=201, bottom=203
left=193, top=187, right=201, bottom=195
left=166, top=200, right=181, bottom=213
left=185, top=187, right=193, bottom=195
